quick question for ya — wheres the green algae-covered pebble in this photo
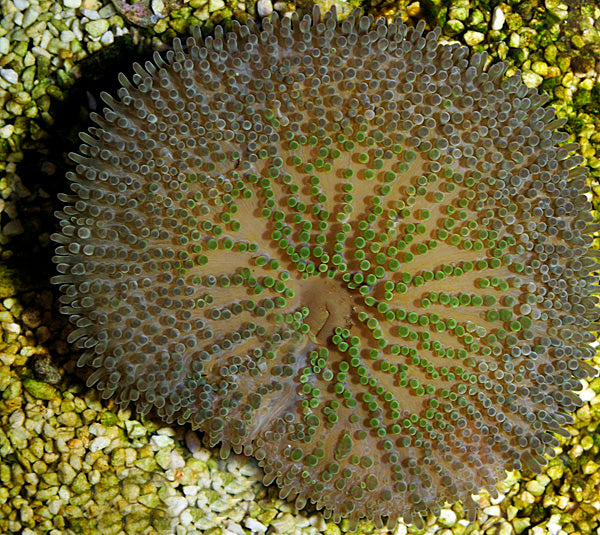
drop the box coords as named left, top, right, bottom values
left=22, top=378, right=58, bottom=400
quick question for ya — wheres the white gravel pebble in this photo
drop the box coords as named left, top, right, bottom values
left=463, top=30, right=485, bottom=46
left=437, top=508, right=457, bottom=527
left=483, top=505, right=501, bottom=516
left=245, top=517, right=267, bottom=532
left=47, top=498, right=62, bottom=515
left=9, top=408, right=25, bottom=427
left=100, top=30, right=114, bottom=45
left=63, top=0, right=82, bottom=7
left=579, top=387, right=596, bottom=402
left=0, top=68, right=19, bottom=85
left=209, top=0, right=225, bottom=11
left=71, top=20, right=83, bottom=40
left=89, top=435, right=111, bottom=452
left=182, top=485, right=199, bottom=497
left=0, top=37, right=9, bottom=55
left=88, top=422, right=106, bottom=435
left=0, top=125, right=15, bottom=139
left=522, top=70, right=543, bottom=88
left=37, top=31, right=52, bottom=50
left=13, top=0, right=29, bottom=10
left=22, top=6, right=41, bottom=27
left=257, top=0, right=273, bottom=17
left=60, top=30, right=76, bottom=42
left=170, top=450, right=185, bottom=470
left=5, top=322, right=21, bottom=334
left=151, top=0, right=166, bottom=15
left=88, top=469, right=101, bottom=485
left=125, top=419, right=147, bottom=438
left=547, top=516, right=563, bottom=535
left=58, top=486, right=70, bottom=501
left=225, top=521, right=245, bottom=535
left=179, top=509, right=193, bottom=526
left=164, top=496, right=188, bottom=516
left=98, top=3, right=116, bottom=17
left=81, top=8, right=100, bottom=20
left=270, top=514, right=297, bottom=533
left=491, top=6, right=505, bottom=30
left=151, top=434, right=174, bottom=449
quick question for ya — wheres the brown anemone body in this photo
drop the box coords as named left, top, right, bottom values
left=53, top=7, right=598, bottom=529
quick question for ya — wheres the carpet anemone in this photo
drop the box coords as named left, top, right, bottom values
left=52, top=6, right=599, bottom=529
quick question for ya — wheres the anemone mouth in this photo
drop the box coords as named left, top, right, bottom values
left=301, top=276, right=355, bottom=343
left=52, top=5, right=598, bottom=530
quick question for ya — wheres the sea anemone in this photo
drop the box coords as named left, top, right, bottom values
left=52, top=6, right=599, bottom=529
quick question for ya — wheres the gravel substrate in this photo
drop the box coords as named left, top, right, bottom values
left=1, top=0, right=600, bottom=534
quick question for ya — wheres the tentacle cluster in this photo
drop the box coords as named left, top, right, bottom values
left=52, top=6, right=599, bottom=529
